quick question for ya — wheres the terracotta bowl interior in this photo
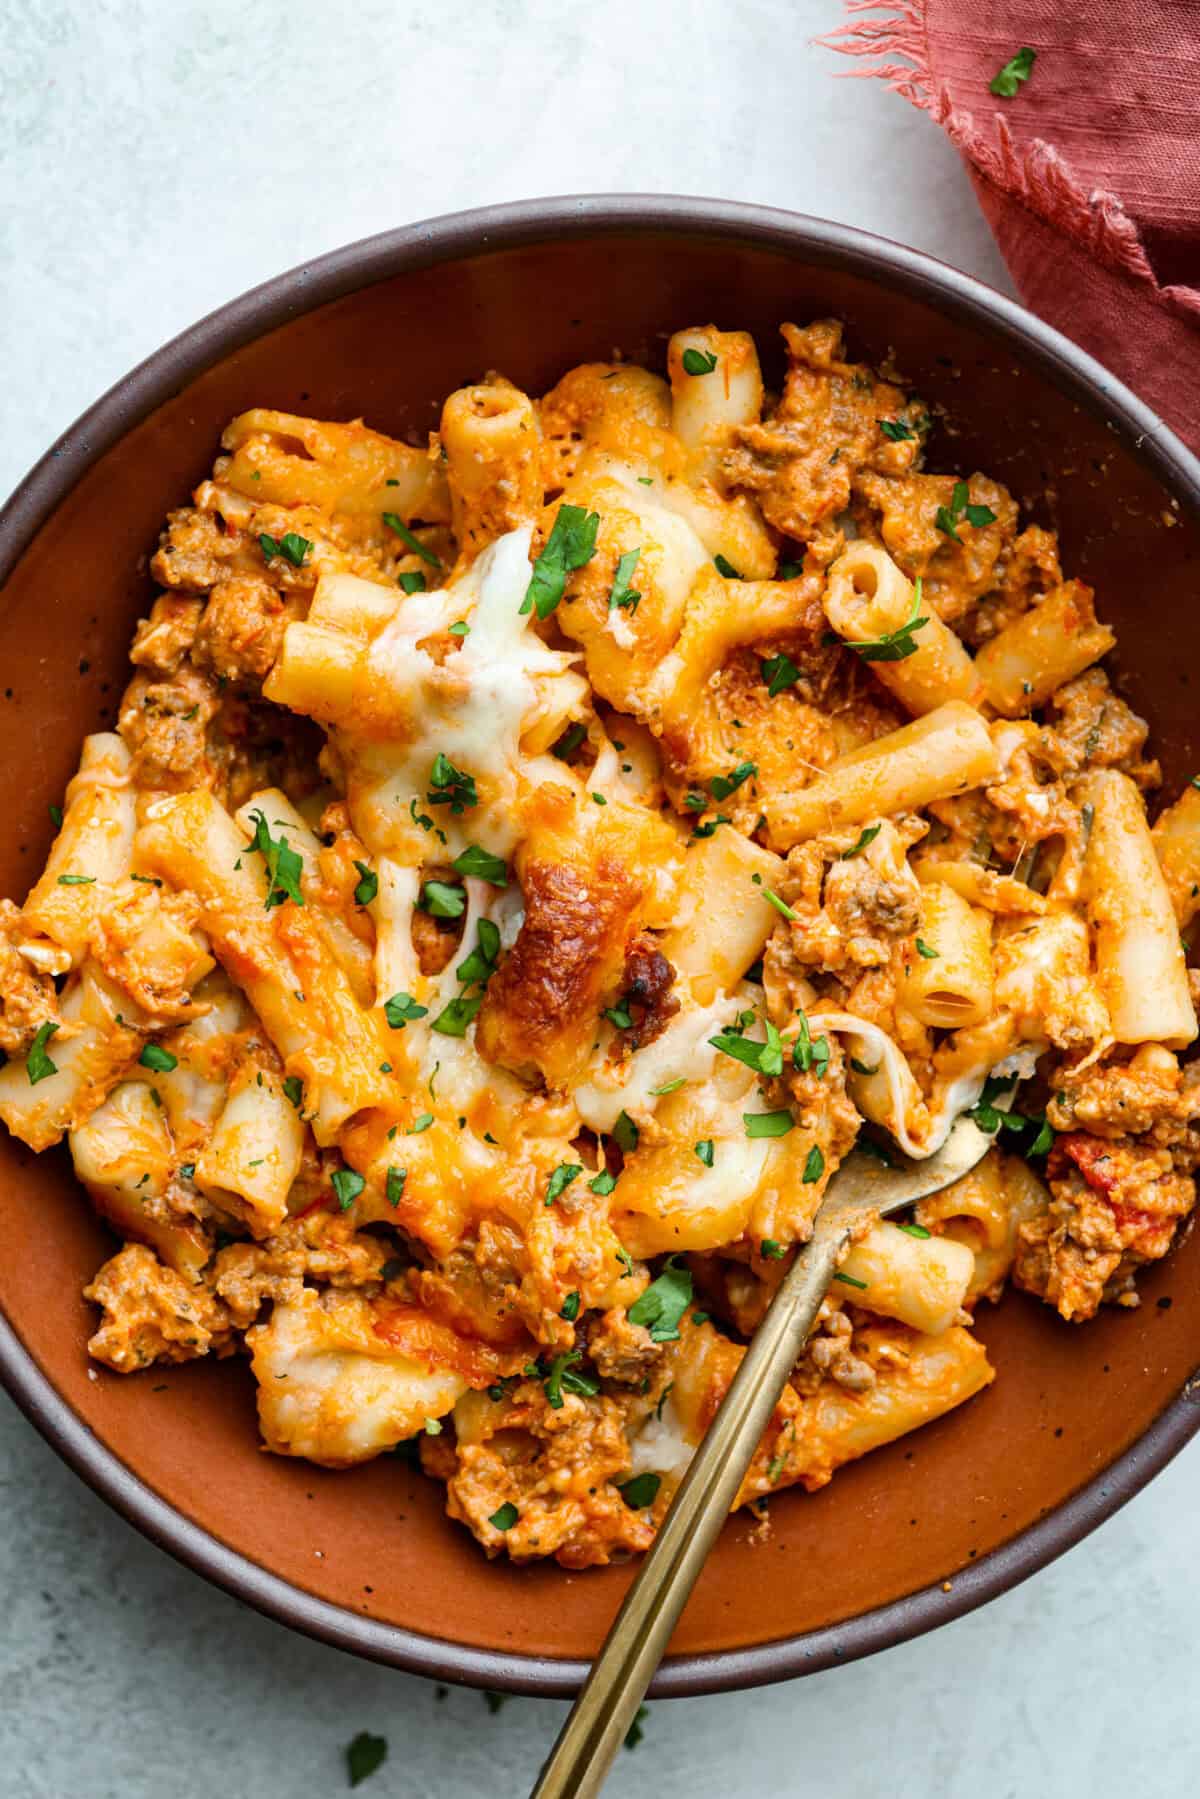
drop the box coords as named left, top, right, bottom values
left=2, top=208, right=1200, bottom=1693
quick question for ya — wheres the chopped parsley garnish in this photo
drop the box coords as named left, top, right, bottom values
left=345, top=1730, right=388, bottom=1788
left=850, top=1057, right=878, bottom=1077
left=713, top=554, right=742, bottom=580
left=935, top=480, right=996, bottom=543
left=246, top=809, right=305, bottom=909
left=331, top=1168, right=365, bottom=1211
left=604, top=1004, right=633, bottom=1030
left=489, top=1503, right=519, bottom=1530
left=179, top=1163, right=195, bottom=1181
left=139, top=1043, right=177, bottom=1074
left=744, top=1109, right=794, bottom=1139
left=455, top=917, right=501, bottom=987
left=384, top=992, right=428, bottom=1028
left=848, top=578, right=929, bottom=662
left=426, top=752, right=477, bottom=814
left=899, top=1222, right=931, bottom=1239
left=26, top=1021, right=60, bottom=1086
left=420, top=879, right=466, bottom=918
left=429, top=993, right=483, bottom=1037
left=760, top=1239, right=785, bottom=1260
left=447, top=618, right=470, bottom=636
left=989, top=46, right=1036, bottom=97
left=681, top=347, right=719, bottom=375
left=880, top=417, right=916, bottom=442
left=608, top=547, right=642, bottom=613
left=628, top=1257, right=693, bottom=1342
left=591, top=791, right=607, bottom=805
left=452, top=844, right=508, bottom=885
left=561, top=1291, right=581, bottom=1322
left=968, top=1075, right=1053, bottom=1155
left=618, top=1472, right=661, bottom=1509
left=383, top=512, right=442, bottom=567
left=521, top=503, right=600, bottom=619
left=129, top=873, right=161, bottom=885
left=915, top=938, right=939, bottom=959
left=803, top=1145, right=825, bottom=1183
left=280, top=1075, right=301, bottom=1109
left=710, top=1018, right=784, bottom=1078
left=761, top=652, right=800, bottom=697
left=792, top=1011, right=830, bottom=1079
left=589, top=1168, right=618, bottom=1196
left=259, top=531, right=312, bottom=569
left=386, top=1167, right=407, bottom=1207
left=613, top=1110, right=639, bottom=1154
left=398, top=570, right=426, bottom=594
left=424, top=1417, right=442, bottom=1435
left=544, top=1349, right=599, bottom=1408
left=778, top=560, right=803, bottom=580
left=762, top=887, right=798, bottom=922
left=56, top=874, right=95, bottom=886
left=650, top=1076, right=686, bottom=1095
left=691, top=813, right=730, bottom=839
left=710, top=760, right=756, bottom=801
left=545, top=1162, right=583, bottom=1206
left=48, top=804, right=63, bottom=828
left=694, top=1139, right=715, bottom=1167
left=834, top=1270, right=868, bottom=1290
left=407, top=1112, right=434, bottom=1134
left=551, top=721, right=588, bottom=761
left=352, top=860, right=378, bottom=906
left=841, top=823, right=882, bottom=859
left=483, top=1691, right=506, bottom=1715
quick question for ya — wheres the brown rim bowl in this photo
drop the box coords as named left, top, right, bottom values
left=2, top=196, right=1199, bottom=1698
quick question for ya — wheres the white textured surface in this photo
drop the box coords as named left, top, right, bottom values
left=1, top=2, right=1197, bottom=1795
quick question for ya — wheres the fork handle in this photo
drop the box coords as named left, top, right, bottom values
left=530, top=1209, right=846, bottom=1799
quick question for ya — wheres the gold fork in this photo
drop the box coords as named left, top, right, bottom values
left=531, top=1109, right=999, bottom=1798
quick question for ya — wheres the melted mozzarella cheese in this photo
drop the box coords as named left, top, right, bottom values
left=628, top=1392, right=698, bottom=1482
left=574, top=990, right=749, bottom=1133
left=816, top=1010, right=996, bottom=1158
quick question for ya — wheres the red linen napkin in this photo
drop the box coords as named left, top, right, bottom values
left=819, top=2, right=1200, bottom=453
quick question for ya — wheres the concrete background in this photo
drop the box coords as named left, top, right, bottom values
left=2, top=3, right=1197, bottom=1794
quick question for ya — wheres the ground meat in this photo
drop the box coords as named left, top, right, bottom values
left=442, top=1382, right=653, bottom=1568
left=611, top=937, right=679, bottom=1053
left=85, top=1243, right=234, bottom=1371
left=412, top=901, right=461, bottom=977
left=585, top=1306, right=662, bottom=1384
left=129, top=594, right=202, bottom=675
left=962, top=524, right=1062, bottom=645
left=855, top=467, right=1018, bottom=628
left=118, top=666, right=220, bottom=791
left=1049, top=1048, right=1199, bottom=1144
left=211, top=1217, right=391, bottom=1331
left=773, top=820, right=923, bottom=975
left=1014, top=1131, right=1196, bottom=1320
left=792, top=1302, right=877, bottom=1394
left=0, top=899, right=60, bottom=1056
left=152, top=505, right=252, bottom=593
left=1041, top=668, right=1159, bottom=789
left=89, top=885, right=210, bottom=1023
left=722, top=320, right=914, bottom=542
left=191, top=574, right=297, bottom=688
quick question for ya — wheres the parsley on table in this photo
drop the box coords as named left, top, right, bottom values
left=618, top=1472, right=661, bottom=1509
left=384, top=992, right=428, bottom=1028
left=345, top=1730, right=388, bottom=1788
left=989, top=46, right=1036, bottom=97
left=710, top=1018, right=784, bottom=1078
left=935, top=480, right=996, bottom=543
left=710, top=760, right=756, bottom=801
left=847, top=579, right=929, bottom=662
left=26, top=1021, right=60, bottom=1086
left=426, top=752, right=477, bottom=814
left=608, top=548, right=642, bottom=613
left=386, top=1167, right=407, bottom=1207
left=628, top=1257, right=692, bottom=1342
left=545, top=1162, right=582, bottom=1206
left=841, top=823, right=882, bottom=859
left=521, top=503, right=600, bottom=618
left=625, top=1703, right=650, bottom=1750
left=681, top=347, right=718, bottom=375
left=139, top=1043, right=177, bottom=1074
left=245, top=809, right=305, bottom=909
left=259, top=531, right=312, bottom=569
left=483, top=1691, right=507, bottom=1715
left=744, top=1110, right=794, bottom=1139
left=694, top=1139, right=715, bottom=1167
left=352, top=860, right=378, bottom=906
left=452, top=844, right=508, bottom=885
left=761, top=652, right=800, bottom=697
left=383, top=512, right=442, bottom=567
left=331, top=1169, right=365, bottom=1211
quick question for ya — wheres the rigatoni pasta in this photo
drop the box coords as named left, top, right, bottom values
left=3, top=312, right=1196, bottom=1570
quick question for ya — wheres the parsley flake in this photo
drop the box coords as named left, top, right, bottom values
left=26, top=1021, right=60, bottom=1086
left=384, top=992, right=428, bottom=1028
left=803, top=1145, right=825, bottom=1183
left=386, top=1166, right=407, bottom=1207
left=245, top=809, right=305, bottom=909
left=521, top=504, right=600, bottom=619
left=345, top=1731, right=388, bottom=1788
left=618, top=1472, right=661, bottom=1509
left=352, top=860, right=378, bottom=906
left=331, top=1169, right=364, bottom=1211
left=681, top=347, right=718, bottom=375
left=383, top=512, right=442, bottom=567
left=989, top=46, right=1036, bottom=97
left=710, top=761, right=756, bottom=801
left=694, top=1139, right=715, bottom=1167
left=139, top=1043, right=177, bottom=1074
left=452, top=844, right=508, bottom=885
left=427, top=752, right=477, bottom=815
left=761, top=652, right=800, bottom=697
left=608, top=547, right=642, bottom=613
left=841, top=823, right=882, bottom=859
left=848, top=578, right=929, bottom=662
left=628, top=1257, right=693, bottom=1342
left=259, top=531, right=312, bottom=569
left=545, top=1162, right=582, bottom=1206
left=744, top=1109, right=794, bottom=1139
